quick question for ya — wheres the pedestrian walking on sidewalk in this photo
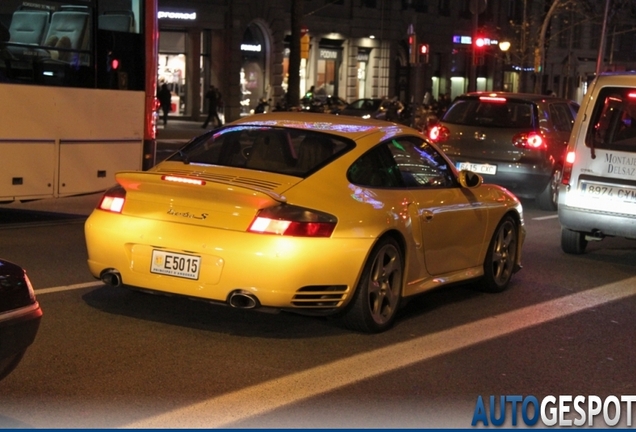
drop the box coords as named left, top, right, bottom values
left=157, top=83, right=172, bottom=126
left=202, top=85, right=223, bottom=129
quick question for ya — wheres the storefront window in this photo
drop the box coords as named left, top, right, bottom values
left=240, top=24, right=266, bottom=116
left=316, top=48, right=339, bottom=96
left=158, top=31, right=186, bottom=116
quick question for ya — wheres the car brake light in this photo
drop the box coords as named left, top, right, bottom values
left=428, top=124, right=450, bottom=142
left=512, top=131, right=544, bottom=150
left=98, top=185, right=126, bottom=213
left=162, top=175, right=206, bottom=186
left=248, top=205, right=337, bottom=237
left=479, top=96, right=507, bottom=103
left=562, top=151, right=575, bottom=185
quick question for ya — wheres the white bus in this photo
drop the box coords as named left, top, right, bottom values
left=0, top=0, right=158, bottom=202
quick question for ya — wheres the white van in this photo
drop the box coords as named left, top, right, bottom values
left=558, top=72, right=636, bottom=254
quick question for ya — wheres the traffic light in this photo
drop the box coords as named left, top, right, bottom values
left=300, top=34, right=310, bottom=59
left=408, top=33, right=417, bottom=64
left=418, top=43, right=429, bottom=64
left=473, top=36, right=485, bottom=66
left=107, top=52, right=120, bottom=72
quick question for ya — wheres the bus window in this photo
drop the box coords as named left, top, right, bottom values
left=0, top=0, right=158, bottom=201
left=0, top=0, right=144, bottom=90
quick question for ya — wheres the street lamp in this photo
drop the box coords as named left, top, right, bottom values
left=498, top=41, right=511, bottom=91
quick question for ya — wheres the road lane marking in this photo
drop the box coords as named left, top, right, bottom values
left=36, top=281, right=103, bottom=295
left=123, top=276, right=636, bottom=428
left=532, top=214, right=558, bottom=220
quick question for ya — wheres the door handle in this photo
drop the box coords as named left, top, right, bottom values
left=422, top=210, right=434, bottom=222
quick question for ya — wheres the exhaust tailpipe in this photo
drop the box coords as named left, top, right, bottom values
left=101, top=270, right=122, bottom=287
left=228, top=290, right=259, bottom=309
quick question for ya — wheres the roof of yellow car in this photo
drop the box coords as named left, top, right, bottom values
left=230, top=111, right=418, bottom=141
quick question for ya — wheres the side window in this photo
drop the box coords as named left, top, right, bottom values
left=388, top=137, right=456, bottom=188
left=549, top=103, right=574, bottom=132
left=347, top=143, right=404, bottom=188
left=347, top=137, right=456, bottom=188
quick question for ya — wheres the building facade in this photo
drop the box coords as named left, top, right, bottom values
left=155, top=0, right=636, bottom=123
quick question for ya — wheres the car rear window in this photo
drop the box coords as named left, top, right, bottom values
left=167, top=126, right=353, bottom=177
left=443, top=98, right=535, bottom=128
left=586, top=87, right=636, bottom=152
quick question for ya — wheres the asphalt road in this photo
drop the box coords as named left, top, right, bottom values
left=1, top=195, right=635, bottom=428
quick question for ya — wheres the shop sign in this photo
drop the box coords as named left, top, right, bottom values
left=158, top=10, right=197, bottom=20
left=357, top=50, right=370, bottom=62
left=241, top=44, right=262, bottom=52
left=319, top=49, right=339, bottom=60
left=452, top=35, right=498, bottom=46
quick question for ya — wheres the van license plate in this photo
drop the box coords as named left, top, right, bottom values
left=151, top=250, right=201, bottom=280
left=580, top=181, right=636, bottom=203
left=456, top=162, right=497, bottom=175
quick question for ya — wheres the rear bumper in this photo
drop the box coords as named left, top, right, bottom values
left=0, top=302, right=42, bottom=360
left=85, top=211, right=374, bottom=311
left=559, top=204, right=636, bottom=239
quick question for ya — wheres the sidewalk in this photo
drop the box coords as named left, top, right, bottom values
left=157, top=118, right=206, bottom=141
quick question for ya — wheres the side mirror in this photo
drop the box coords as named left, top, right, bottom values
left=458, top=169, right=482, bottom=188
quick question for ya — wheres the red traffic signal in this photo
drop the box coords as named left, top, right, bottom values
left=474, top=37, right=486, bottom=48
left=418, top=44, right=429, bottom=55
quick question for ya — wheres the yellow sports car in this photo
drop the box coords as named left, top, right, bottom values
left=85, top=112, right=525, bottom=333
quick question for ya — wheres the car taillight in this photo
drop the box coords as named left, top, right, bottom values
left=428, top=124, right=450, bottom=142
left=248, top=204, right=337, bottom=237
left=512, top=131, right=545, bottom=150
left=562, top=151, right=575, bottom=185
left=98, top=185, right=126, bottom=213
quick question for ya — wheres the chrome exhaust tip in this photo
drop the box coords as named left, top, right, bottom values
left=100, top=269, right=122, bottom=287
left=227, top=290, right=259, bottom=309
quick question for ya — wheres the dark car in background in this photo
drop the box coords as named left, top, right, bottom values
left=300, top=95, right=348, bottom=114
left=337, top=98, right=389, bottom=120
left=427, top=92, right=579, bottom=210
left=0, top=259, right=42, bottom=381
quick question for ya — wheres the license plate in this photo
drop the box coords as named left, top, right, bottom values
left=151, top=250, right=201, bottom=280
left=580, top=181, right=636, bottom=203
left=456, top=161, right=497, bottom=175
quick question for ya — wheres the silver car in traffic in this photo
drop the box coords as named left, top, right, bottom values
left=427, top=92, right=579, bottom=210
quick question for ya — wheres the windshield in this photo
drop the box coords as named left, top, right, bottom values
left=443, top=98, right=535, bottom=128
left=168, top=126, right=353, bottom=177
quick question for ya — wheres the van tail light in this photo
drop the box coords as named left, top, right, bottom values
left=428, top=124, right=450, bottom=143
left=98, top=185, right=126, bottom=213
left=512, top=131, right=545, bottom=150
left=248, top=204, right=337, bottom=237
left=562, top=151, right=575, bottom=186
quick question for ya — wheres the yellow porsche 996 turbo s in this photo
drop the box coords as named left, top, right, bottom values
left=84, top=112, right=525, bottom=333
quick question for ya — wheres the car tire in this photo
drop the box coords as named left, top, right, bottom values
left=536, top=168, right=561, bottom=211
left=479, top=215, right=518, bottom=293
left=0, top=350, right=26, bottom=381
left=561, top=228, right=588, bottom=254
left=341, top=237, right=403, bottom=333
